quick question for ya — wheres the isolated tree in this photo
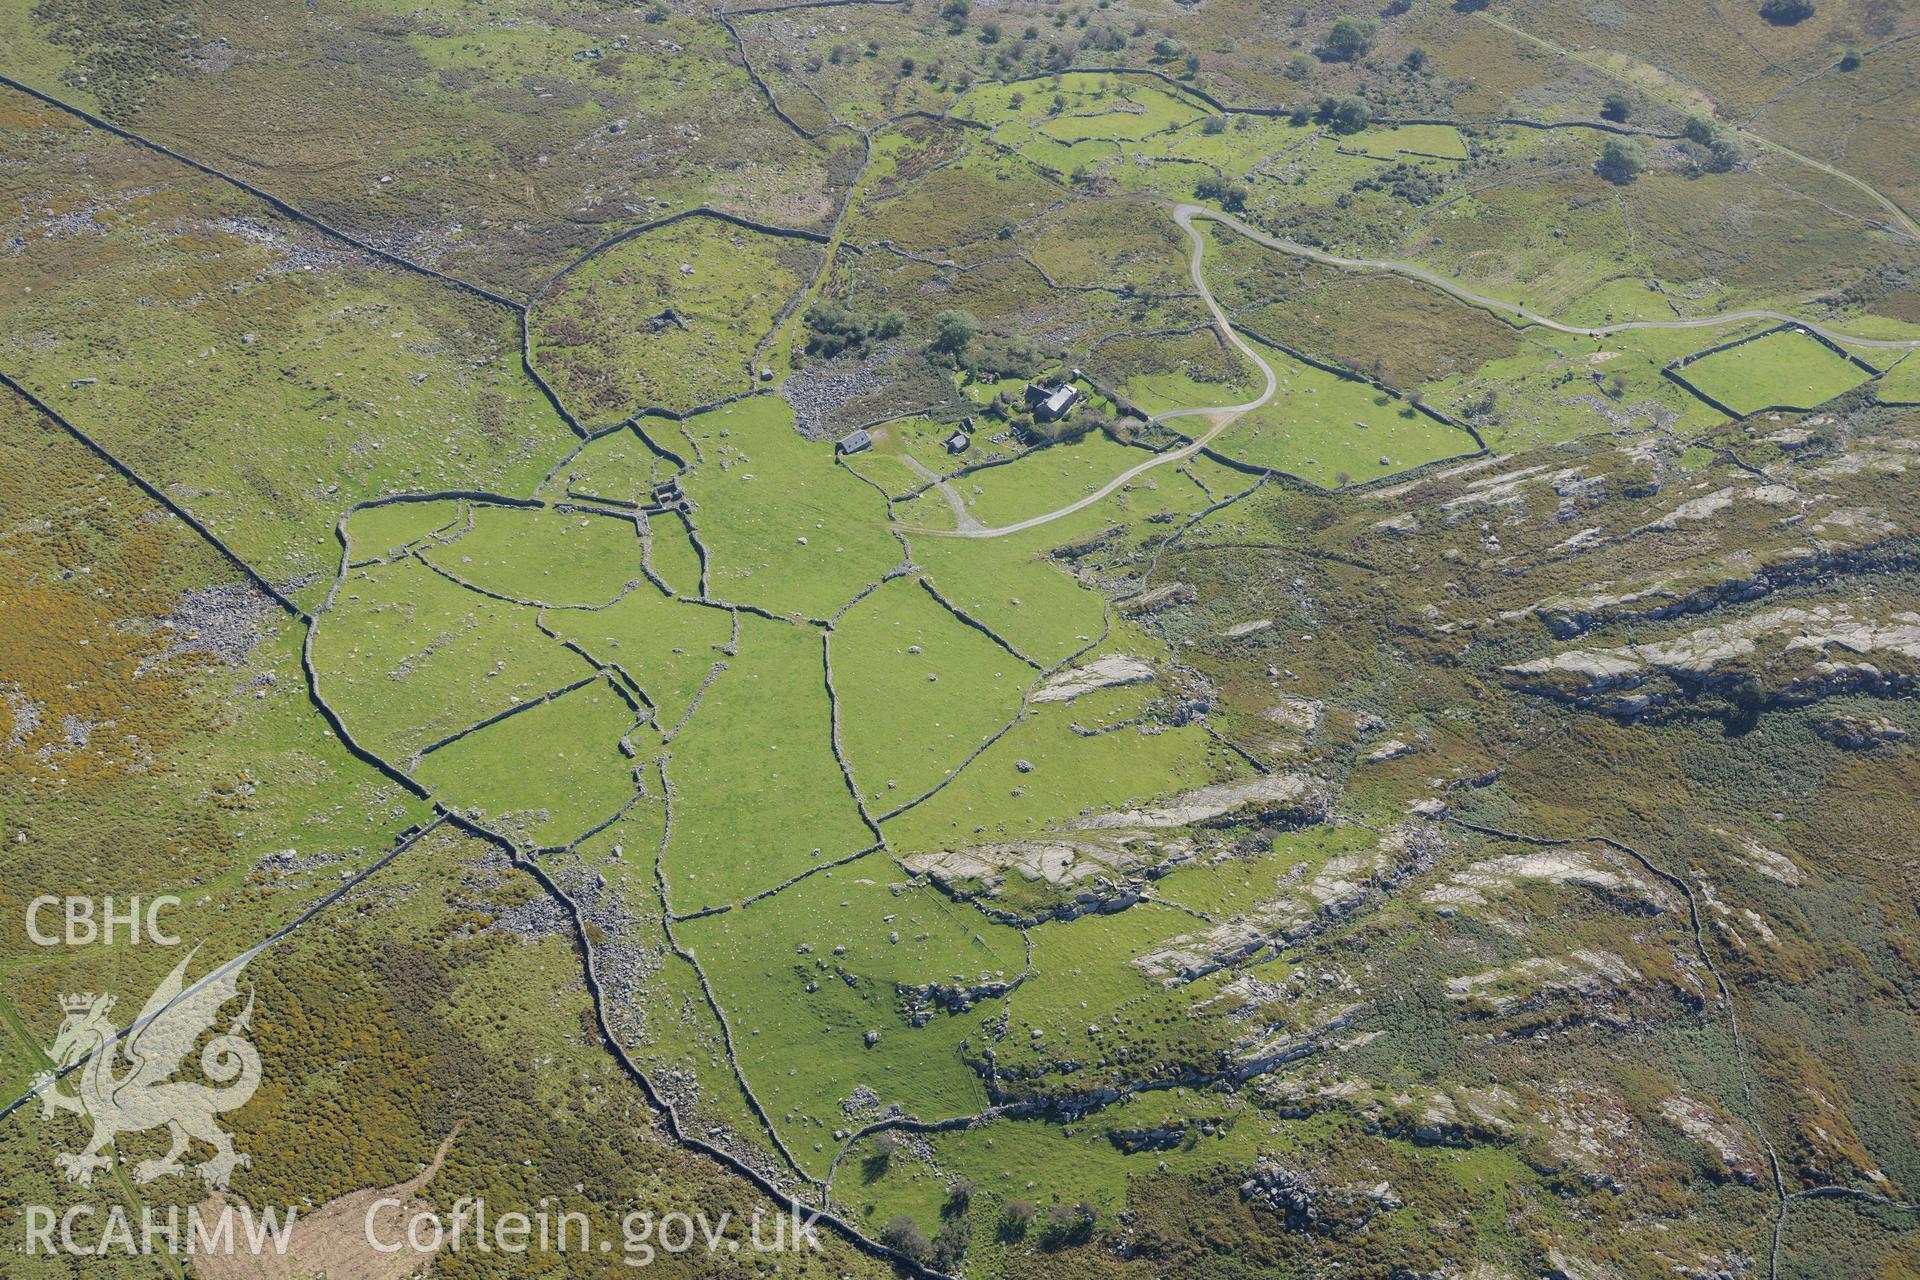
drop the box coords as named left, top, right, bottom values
left=931, top=309, right=979, bottom=358
left=1838, top=47, right=1862, bottom=69
left=1596, top=135, right=1645, bottom=183
left=1682, top=114, right=1717, bottom=144
left=1041, top=1201, right=1098, bottom=1248
left=1324, top=16, right=1377, bottom=61
left=930, top=1214, right=972, bottom=1270
left=1600, top=93, right=1631, bottom=122
left=880, top=1215, right=931, bottom=1258
left=1153, top=36, right=1182, bottom=59
left=1759, top=0, right=1815, bottom=24
left=1402, top=46, right=1427, bottom=71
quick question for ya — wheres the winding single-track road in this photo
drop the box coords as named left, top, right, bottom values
left=1191, top=205, right=1920, bottom=350
left=909, top=200, right=1920, bottom=541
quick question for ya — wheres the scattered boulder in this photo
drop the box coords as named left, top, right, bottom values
left=1033, top=654, right=1155, bottom=703
left=1118, top=582, right=1197, bottom=616
left=1364, top=738, right=1416, bottom=763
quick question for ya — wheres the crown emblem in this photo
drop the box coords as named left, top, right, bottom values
left=59, top=993, right=99, bottom=1012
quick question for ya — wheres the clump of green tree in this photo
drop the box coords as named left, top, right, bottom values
left=1195, top=174, right=1250, bottom=211
left=926, top=309, right=1048, bottom=379
left=930, top=1213, right=971, bottom=1271
left=998, top=1199, right=1036, bottom=1241
left=1681, top=115, right=1747, bottom=171
left=1596, top=135, right=1645, bottom=183
left=1600, top=93, right=1631, bottom=122
left=1352, top=160, right=1442, bottom=205
left=1315, top=93, right=1372, bottom=134
left=1321, top=16, right=1376, bottom=61
left=961, top=331, right=1046, bottom=379
left=802, top=302, right=905, bottom=359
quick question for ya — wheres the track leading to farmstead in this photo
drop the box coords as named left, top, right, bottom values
left=914, top=190, right=1920, bottom=542
left=911, top=203, right=1279, bottom=540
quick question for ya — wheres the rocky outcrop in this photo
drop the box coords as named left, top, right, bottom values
left=1660, top=1094, right=1764, bottom=1186
left=905, top=773, right=1328, bottom=924
left=1136, top=821, right=1439, bottom=984
left=1238, top=1158, right=1398, bottom=1232
left=1109, top=1122, right=1188, bottom=1153
left=1524, top=543, right=1912, bottom=641
left=1445, top=948, right=1646, bottom=1023
left=1503, top=605, right=1920, bottom=719
left=1030, top=653, right=1155, bottom=703
left=1118, top=581, right=1197, bottom=615
left=1422, top=844, right=1674, bottom=915
left=897, top=977, right=1017, bottom=1025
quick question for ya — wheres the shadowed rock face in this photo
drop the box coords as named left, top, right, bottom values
left=903, top=772, right=1329, bottom=923
left=1503, top=605, right=1920, bottom=717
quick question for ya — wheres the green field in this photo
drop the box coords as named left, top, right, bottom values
left=1677, top=329, right=1876, bottom=413
left=309, top=554, right=594, bottom=758
left=1878, top=353, right=1920, bottom=404
left=659, top=613, right=875, bottom=908
left=1212, top=351, right=1478, bottom=487
left=680, top=398, right=901, bottom=619
left=833, top=576, right=1032, bottom=808
left=412, top=678, right=641, bottom=848
left=418, top=505, right=641, bottom=607
left=532, top=216, right=821, bottom=422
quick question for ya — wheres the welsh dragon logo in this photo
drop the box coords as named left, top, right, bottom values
left=35, top=949, right=262, bottom=1189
